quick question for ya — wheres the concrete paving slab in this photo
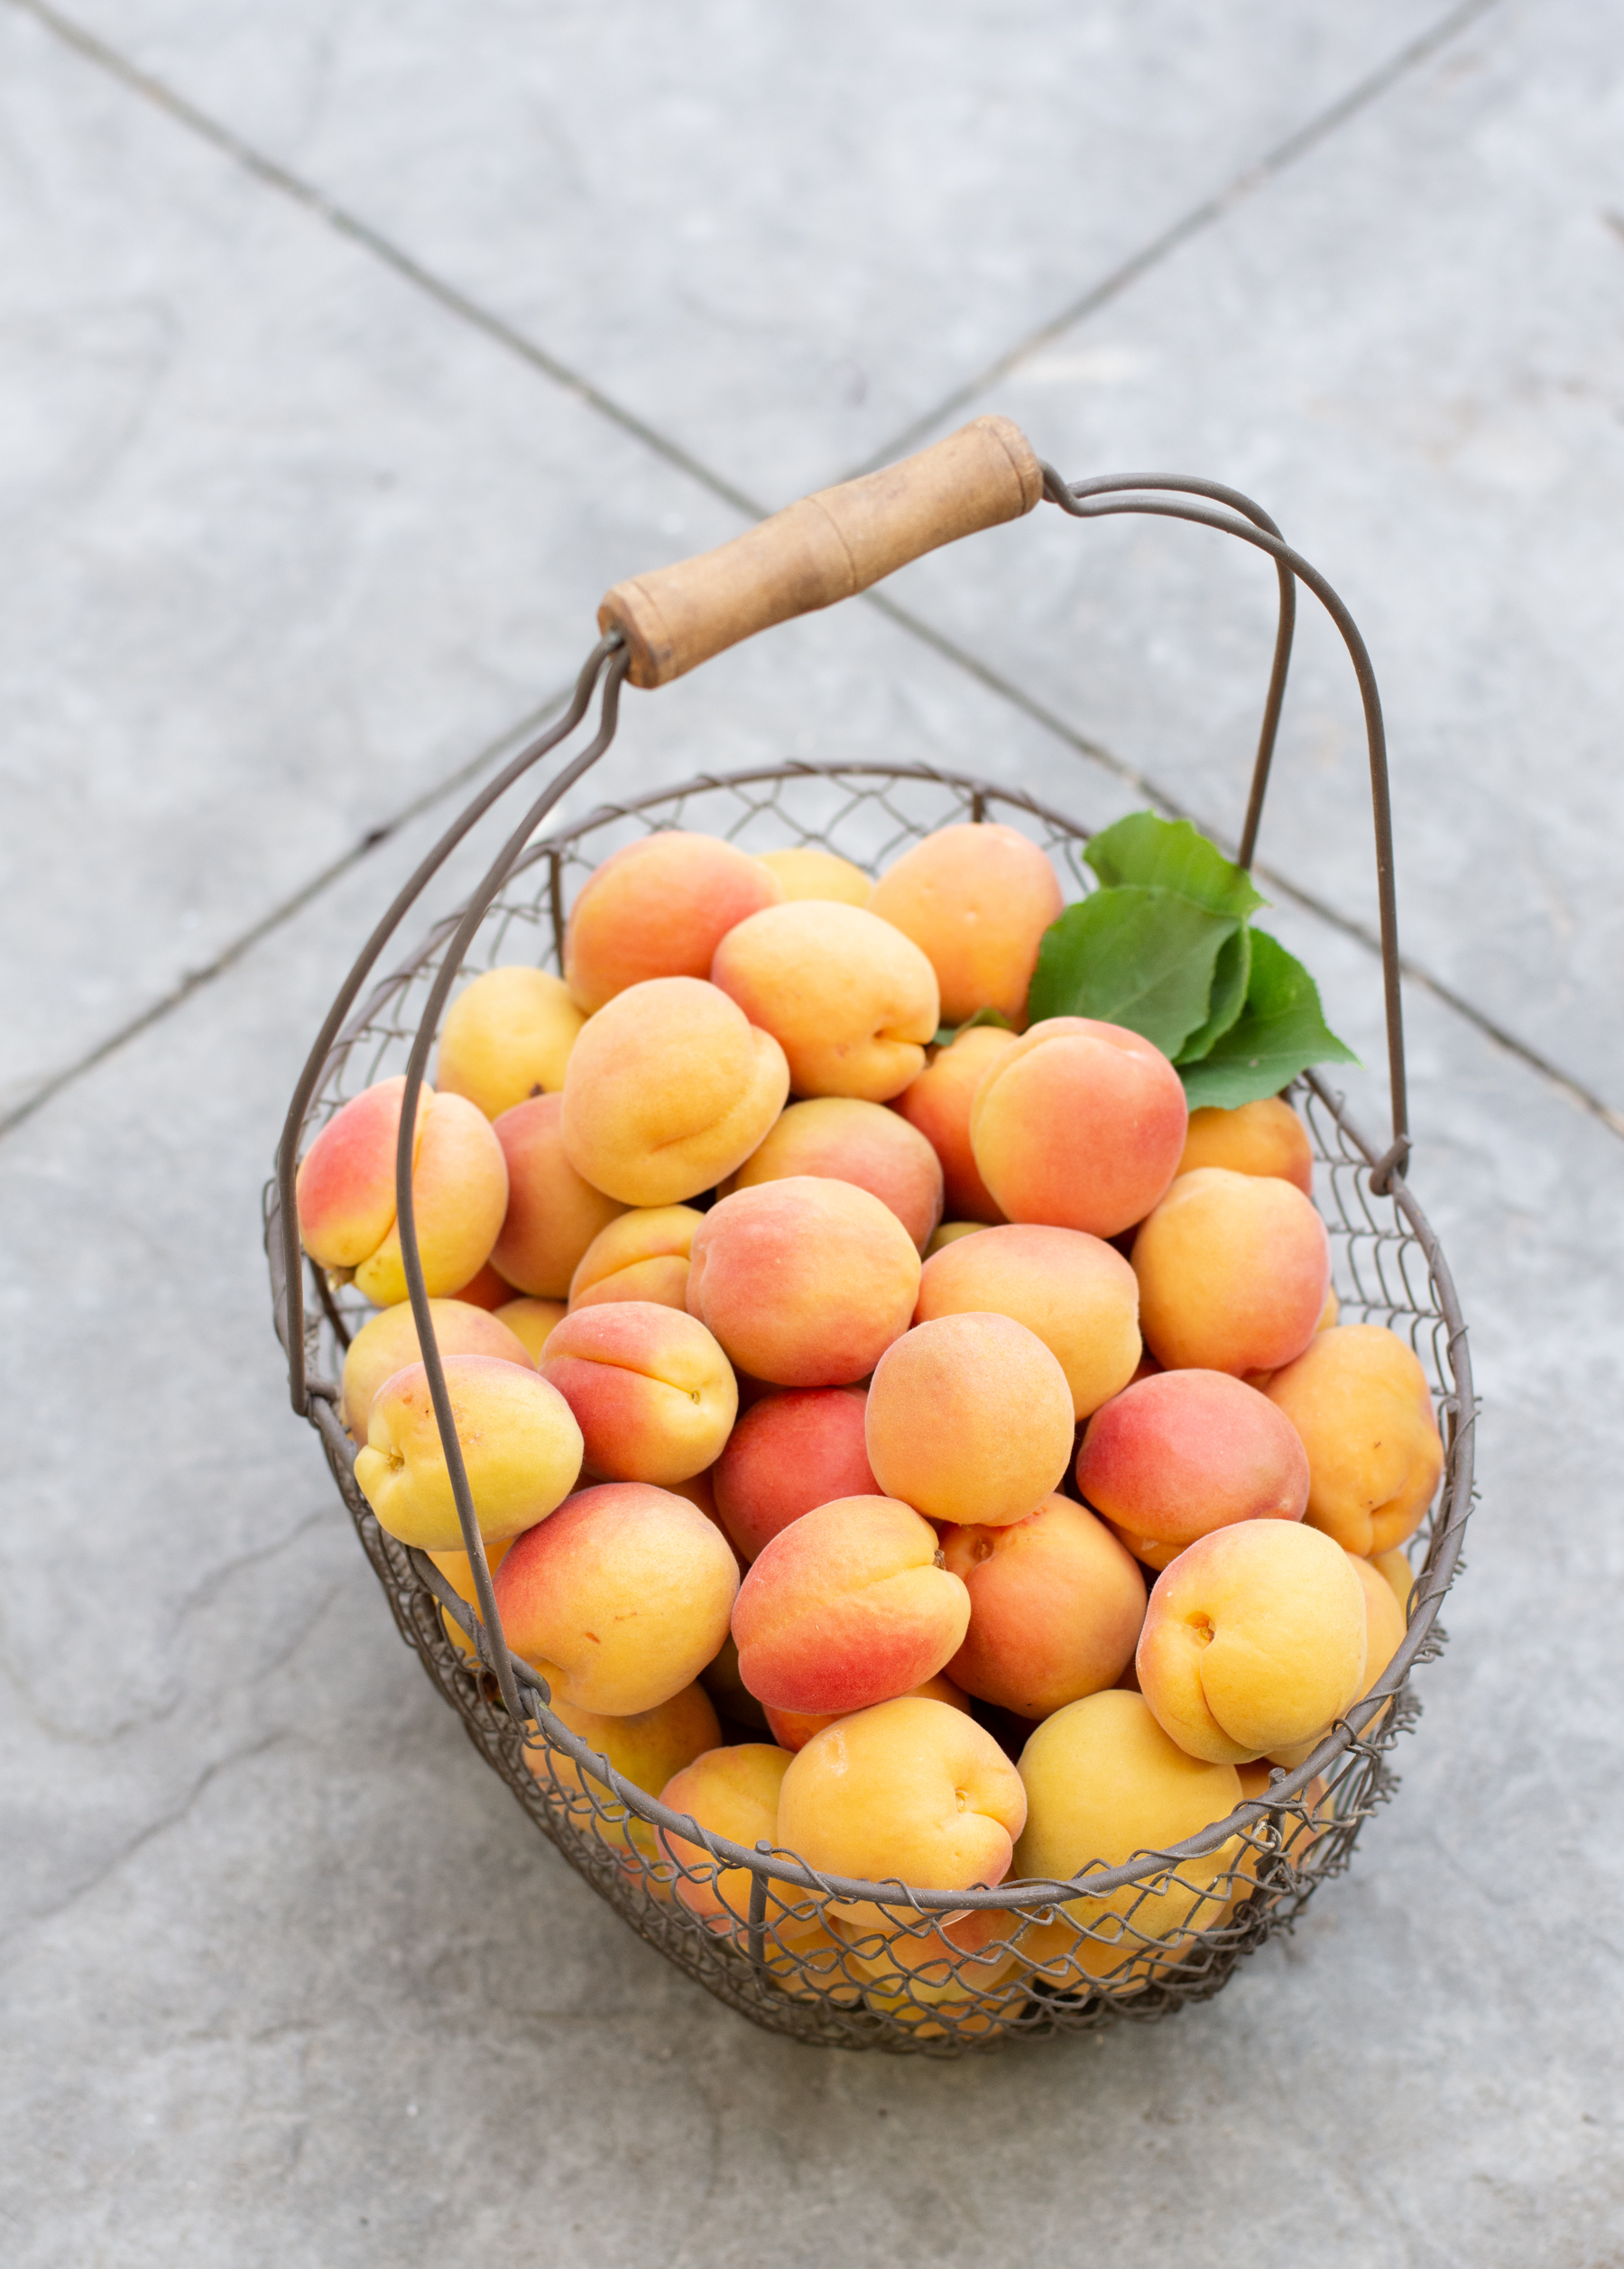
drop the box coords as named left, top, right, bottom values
left=0, top=5, right=748, bottom=1116
left=27, top=0, right=1454, bottom=504
left=877, top=0, right=1624, bottom=1117
left=3, top=742, right=1619, bottom=2264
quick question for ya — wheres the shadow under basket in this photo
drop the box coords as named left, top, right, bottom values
left=265, top=419, right=1476, bottom=2056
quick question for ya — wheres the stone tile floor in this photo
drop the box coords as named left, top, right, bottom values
left=4, top=2, right=1621, bottom=2261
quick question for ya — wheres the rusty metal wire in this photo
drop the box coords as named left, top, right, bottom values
left=264, top=754, right=1474, bottom=2057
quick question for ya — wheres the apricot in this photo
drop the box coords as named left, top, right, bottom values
left=427, top=1534, right=512, bottom=1660
left=732, top=1496, right=970, bottom=1716
left=563, top=830, right=784, bottom=1012
left=489, top=1093, right=625, bottom=1298
left=526, top=1680, right=719, bottom=1860
left=567, top=1204, right=705, bottom=1314
left=1133, top=1167, right=1330, bottom=1376
left=723, top=1096, right=943, bottom=1251
left=494, top=1481, right=739, bottom=1714
left=867, top=823, right=1063, bottom=1028
left=295, top=1075, right=425, bottom=1270
left=1232, top=1760, right=1330, bottom=1884
left=777, top=1697, right=1027, bottom=1931
left=915, top=1222, right=1140, bottom=1421
left=1264, top=1324, right=1444, bottom=1555
left=941, top=1495, right=1147, bottom=1718
left=560, top=976, right=789, bottom=1205
left=1136, top=1519, right=1367, bottom=1765
left=493, top=1296, right=567, bottom=1360
left=339, top=1296, right=532, bottom=1443
left=1176, top=1097, right=1314, bottom=1196
left=1075, top=1370, right=1310, bottom=1563
left=926, top=1222, right=987, bottom=1254
left=539, top=1301, right=736, bottom=1486
left=355, top=1353, right=583, bottom=1552
left=894, top=1025, right=1017, bottom=1223
left=764, top=1672, right=969, bottom=1755
left=1318, top=1287, right=1341, bottom=1333
left=755, top=846, right=872, bottom=906
left=1014, top=1691, right=1244, bottom=1986
left=436, top=964, right=585, bottom=1118
left=711, top=901, right=939, bottom=1102
left=1269, top=1550, right=1408, bottom=1769
left=969, top=1019, right=1187, bottom=1239
left=686, top=1177, right=920, bottom=1386
left=711, top=1386, right=877, bottom=1563
left=865, top=1312, right=1074, bottom=1528
left=298, top=1078, right=509, bottom=1307
left=843, top=1909, right=1021, bottom=2039
left=1371, top=1545, right=1416, bottom=1615
left=658, top=1743, right=794, bottom=1930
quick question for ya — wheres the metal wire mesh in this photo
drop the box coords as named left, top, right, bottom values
left=268, top=759, right=1474, bottom=2057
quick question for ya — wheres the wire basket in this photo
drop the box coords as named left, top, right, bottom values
left=266, top=420, right=1475, bottom=2056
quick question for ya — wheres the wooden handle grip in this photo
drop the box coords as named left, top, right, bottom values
left=599, top=414, right=1043, bottom=688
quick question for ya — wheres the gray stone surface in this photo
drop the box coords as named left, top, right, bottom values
left=5, top=0, right=1621, bottom=2261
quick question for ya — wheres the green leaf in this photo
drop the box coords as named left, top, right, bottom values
left=1178, top=930, right=1360, bottom=1109
left=932, top=1006, right=1015, bottom=1048
left=1084, top=812, right=1267, bottom=923
left=1176, top=922, right=1252, bottom=1064
left=1026, top=887, right=1239, bottom=1058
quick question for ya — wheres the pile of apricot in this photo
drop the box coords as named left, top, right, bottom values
left=298, top=823, right=1444, bottom=2018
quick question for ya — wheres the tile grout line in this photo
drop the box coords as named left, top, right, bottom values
left=847, top=0, right=1503, bottom=474
left=10, top=0, right=1614, bottom=1152
left=0, top=690, right=572, bottom=1141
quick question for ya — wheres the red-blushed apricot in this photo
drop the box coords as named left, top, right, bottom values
left=539, top=1301, right=736, bottom=1485
left=490, top=1094, right=625, bottom=1299
left=1269, top=1551, right=1408, bottom=1769
left=777, top=1697, right=1027, bottom=1932
left=1014, top=1691, right=1245, bottom=1987
left=1133, top=1167, right=1330, bottom=1377
left=1370, top=1546, right=1416, bottom=1615
left=969, top=1019, right=1188, bottom=1239
left=494, top=1482, right=739, bottom=1713
left=865, top=1312, right=1074, bottom=1527
left=711, top=1387, right=878, bottom=1563
left=1176, top=1097, right=1314, bottom=1196
left=560, top=976, right=789, bottom=1205
left=915, top=1222, right=1140, bottom=1421
left=894, top=1026, right=1017, bottom=1224
left=563, top=831, right=785, bottom=1012
left=722, top=1097, right=944, bottom=1251
left=1075, top=1370, right=1310, bottom=1564
left=657, top=1744, right=794, bottom=1929
left=698, top=1632, right=770, bottom=1731
left=862, top=821, right=1066, bottom=1025
left=686, top=1177, right=920, bottom=1387
left=764, top=1672, right=969, bottom=1755
left=295, top=1075, right=426, bottom=1270
left=711, top=901, right=939, bottom=1102
left=940, top=1495, right=1146, bottom=1717
left=428, top=1535, right=512, bottom=1660
left=1136, top=1520, right=1367, bottom=1765
left=436, top=965, right=585, bottom=1118
left=353, top=1092, right=511, bottom=1307
left=756, top=846, right=872, bottom=906
left=340, top=1296, right=532, bottom=1442
left=355, top=1354, right=583, bottom=1552
left=445, top=1259, right=514, bottom=1311
left=868, top=824, right=1063, bottom=1027
left=493, top=1296, right=567, bottom=1361
left=526, top=1682, right=720, bottom=1861
left=1264, top=1324, right=1444, bottom=1555
left=567, top=1205, right=705, bottom=1314
left=732, top=1496, right=970, bottom=1716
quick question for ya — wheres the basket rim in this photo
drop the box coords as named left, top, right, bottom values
left=267, top=758, right=1475, bottom=1918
